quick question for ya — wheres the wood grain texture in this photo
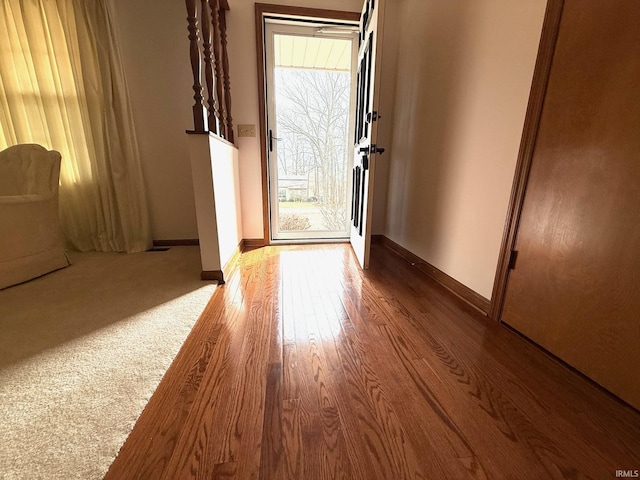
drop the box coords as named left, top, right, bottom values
left=242, top=238, right=267, bottom=249
left=185, top=0, right=207, bottom=133
left=501, top=0, right=640, bottom=410
left=219, top=7, right=234, bottom=143
left=255, top=3, right=360, bottom=23
left=106, top=244, right=640, bottom=479
left=208, top=0, right=224, bottom=135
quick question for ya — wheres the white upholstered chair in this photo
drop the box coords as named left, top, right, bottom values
left=0, top=144, right=70, bottom=289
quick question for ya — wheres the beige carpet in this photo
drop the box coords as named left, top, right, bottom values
left=0, top=246, right=216, bottom=480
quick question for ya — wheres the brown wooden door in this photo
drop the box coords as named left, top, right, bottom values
left=502, top=0, right=640, bottom=410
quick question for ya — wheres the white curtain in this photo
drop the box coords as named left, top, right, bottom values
left=0, top=0, right=152, bottom=253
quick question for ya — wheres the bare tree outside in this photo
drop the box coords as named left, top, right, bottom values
left=274, top=67, right=351, bottom=232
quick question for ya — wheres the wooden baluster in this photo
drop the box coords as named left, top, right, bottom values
left=219, top=6, right=234, bottom=143
left=209, top=0, right=226, bottom=140
left=200, top=0, right=219, bottom=134
left=185, top=0, right=207, bottom=132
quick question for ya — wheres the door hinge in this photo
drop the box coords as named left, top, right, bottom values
left=508, top=250, right=519, bottom=270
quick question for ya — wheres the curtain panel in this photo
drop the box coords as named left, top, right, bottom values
left=0, top=0, right=152, bottom=253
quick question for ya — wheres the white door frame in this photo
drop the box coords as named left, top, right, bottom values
left=254, top=3, right=359, bottom=245
left=263, top=17, right=359, bottom=242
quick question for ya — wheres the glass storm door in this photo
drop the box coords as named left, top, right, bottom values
left=265, top=20, right=358, bottom=241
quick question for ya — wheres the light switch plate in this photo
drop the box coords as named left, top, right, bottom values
left=237, top=124, right=256, bottom=137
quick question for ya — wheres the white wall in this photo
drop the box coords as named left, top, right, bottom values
left=112, top=0, right=199, bottom=241
left=383, top=0, right=546, bottom=299
left=211, top=138, right=242, bottom=270
left=371, top=0, right=400, bottom=234
left=188, top=135, right=223, bottom=272
left=188, top=134, right=242, bottom=274
left=225, top=0, right=363, bottom=239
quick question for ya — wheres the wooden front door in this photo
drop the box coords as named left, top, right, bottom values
left=502, top=0, right=640, bottom=409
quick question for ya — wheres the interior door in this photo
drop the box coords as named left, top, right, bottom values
left=350, top=0, right=385, bottom=269
left=502, top=0, right=640, bottom=409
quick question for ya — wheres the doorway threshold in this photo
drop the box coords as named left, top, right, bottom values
left=269, top=238, right=349, bottom=246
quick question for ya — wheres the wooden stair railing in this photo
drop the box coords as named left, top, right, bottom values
left=186, top=0, right=207, bottom=133
left=185, top=0, right=234, bottom=143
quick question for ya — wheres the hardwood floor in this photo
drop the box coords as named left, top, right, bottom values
left=105, top=244, right=640, bottom=479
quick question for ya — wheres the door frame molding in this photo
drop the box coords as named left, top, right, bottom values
left=489, top=0, right=565, bottom=321
left=255, top=3, right=360, bottom=245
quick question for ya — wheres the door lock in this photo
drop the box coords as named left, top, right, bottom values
left=370, top=144, right=385, bottom=155
left=366, top=111, right=381, bottom=122
left=359, top=144, right=385, bottom=155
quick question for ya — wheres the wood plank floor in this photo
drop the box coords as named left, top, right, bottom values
left=105, top=244, right=640, bottom=479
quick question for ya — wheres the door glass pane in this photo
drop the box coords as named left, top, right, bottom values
left=272, top=34, right=353, bottom=238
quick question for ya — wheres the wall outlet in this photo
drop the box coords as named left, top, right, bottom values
left=237, top=124, right=256, bottom=137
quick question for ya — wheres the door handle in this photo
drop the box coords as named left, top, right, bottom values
left=359, top=144, right=385, bottom=155
left=269, top=129, right=281, bottom=152
left=366, top=111, right=381, bottom=122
